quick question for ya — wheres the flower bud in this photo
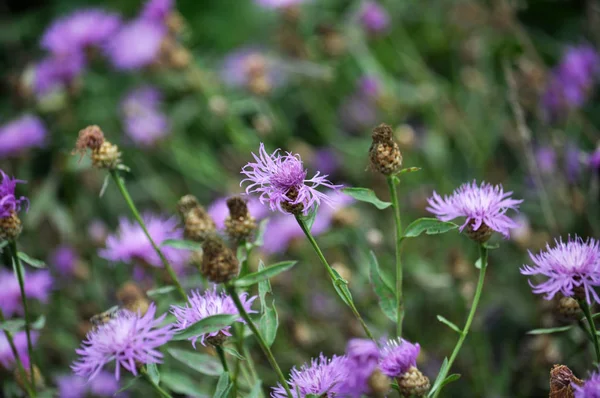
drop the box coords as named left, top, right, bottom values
left=177, top=194, right=201, bottom=217
left=555, top=296, right=580, bottom=321
left=464, top=221, right=493, bottom=243
left=0, top=211, right=22, bottom=241
left=91, top=141, right=122, bottom=170
left=397, top=367, right=430, bottom=397
left=74, top=125, right=121, bottom=169
left=205, top=331, right=228, bottom=346
left=549, top=364, right=583, bottom=397
left=225, top=196, right=257, bottom=242
left=117, top=282, right=150, bottom=315
left=369, top=123, right=402, bottom=175
left=280, top=186, right=304, bottom=215
left=368, top=368, right=391, bottom=398
left=201, top=236, right=239, bottom=283
left=177, top=195, right=217, bottom=241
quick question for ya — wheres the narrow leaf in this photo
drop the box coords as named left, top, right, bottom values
left=17, top=252, right=46, bottom=268
left=0, top=319, right=25, bottom=334
left=99, top=174, right=110, bottom=197
left=223, top=347, right=245, bottom=360
left=428, top=357, right=449, bottom=397
left=173, top=314, right=239, bottom=341
left=526, top=325, right=574, bottom=335
left=160, top=239, right=203, bottom=251
left=32, top=315, right=46, bottom=330
left=395, top=167, right=422, bottom=175
left=160, top=372, right=204, bottom=397
left=147, top=286, right=176, bottom=297
left=299, top=204, right=319, bottom=231
left=214, top=372, right=231, bottom=398
left=437, top=315, right=462, bottom=334
left=258, top=261, right=271, bottom=309
left=368, top=251, right=396, bottom=321
left=331, top=268, right=353, bottom=307
left=253, top=219, right=269, bottom=248
left=403, top=218, right=458, bottom=238
left=146, top=363, right=160, bottom=385
left=341, top=187, right=391, bottom=209
left=168, top=348, right=223, bottom=376
left=439, top=374, right=461, bottom=389
left=234, top=261, right=297, bottom=288
left=483, top=242, right=500, bottom=250
left=260, top=302, right=278, bottom=347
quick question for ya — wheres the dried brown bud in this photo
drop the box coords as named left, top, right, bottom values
left=225, top=196, right=257, bottom=242
left=397, top=367, right=430, bottom=397
left=205, top=331, right=228, bottom=346
left=201, top=236, right=239, bottom=283
left=166, top=11, right=185, bottom=35
left=549, top=364, right=583, bottom=398
left=464, top=221, right=493, bottom=243
left=117, top=282, right=150, bottom=315
left=184, top=207, right=217, bottom=242
left=177, top=194, right=201, bottom=217
left=555, top=296, right=581, bottom=321
left=368, top=368, right=391, bottom=397
left=280, top=186, right=304, bottom=215
left=74, top=125, right=105, bottom=157
left=0, top=211, right=22, bottom=241
left=14, top=365, right=45, bottom=393
left=369, top=123, right=402, bottom=175
left=91, top=141, right=121, bottom=169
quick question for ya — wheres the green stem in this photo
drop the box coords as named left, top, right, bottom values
left=432, top=245, right=488, bottom=398
left=295, top=215, right=375, bottom=340
left=215, top=345, right=230, bottom=375
left=0, top=309, right=35, bottom=397
left=579, top=299, right=600, bottom=363
left=225, top=284, right=292, bottom=398
left=8, top=241, right=36, bottom=395
left=142, top=367, right=172, bottom=398
left=386, top=176, right=404, bottom=337
left=109, top=170, right=187, bottom=301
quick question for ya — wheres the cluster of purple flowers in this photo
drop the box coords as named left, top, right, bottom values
left=0, top=115, right=47, bottom=158
left=120, top=85, right=170, bottom=147
left=0, top=269, right=52, bottom=318
left=56, top=371, right=124, bottom=398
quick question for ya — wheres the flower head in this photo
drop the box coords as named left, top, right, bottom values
left=359, top=1, right=390, bottom=34
left=521, top=236, right=600, bottom=305
left=0, top=268, right=53, bottom=317
left=56, top=371, right=123, bottom=398
left=338, top=339, right=380, bottom=397
left=575, top=371, right=600, bottom=398
left=170, top=287, right=257, bottom=347
left=241, top=143, right=342, bottom=215
left=105, top=19, right=166, bottom=70
left=379, top=338, right=420, bottom=378
left=426, top=180, right=523, bottom=240
left=0, top=331, right=38, bottom=369
left=271, top=354, right=349, bottom=398
left=0, top=115, right=47, bottom=157
left=51, top=245, right=77, bottom=276
left=72, top=303, right=174, bottom=380
left=33, top=53, right=85, bottom=96
left=208, top=196, right=269, bottom=230
left=141, top=0, right=173, bottom=23
left=120, top=85, right=170, bottom=146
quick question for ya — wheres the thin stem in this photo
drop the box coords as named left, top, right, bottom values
left=432, top=245, right=488, bottom=398
left=295, top=215, right=375, bottom=340
left=215, top=345, right=230, bottom=375
left=8, top=241, right=36, bottom=394
left=0, top=309, right=35, bottom=397
left=109, top=170, right=187, bottom=300
left=142, top=367, right=172, bottom=398
left=225, top=284, right=293, bottom=398
left=386, top=176, right=404, bottom=337
left=579, top=299, right=600, bottom=363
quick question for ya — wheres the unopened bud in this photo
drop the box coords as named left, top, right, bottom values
left=74, top=125, right=105, bottom=158
left=368, top=368, right=391, bottom=398
left=14, top=365, right=45, bottom=392
left=177, top=194, right=201, bottom=217
left=117, top=282, right=150, bottom=315
left=555, top=296, right=580, bottom=321
left=397, top=367, right=430, bottom=397
left=201, top=236, right=239, bottom=283
left=0, top=211, right=22, bottom=241
left=205, top=331, right=228, bottom=346
left=91, top=141, right=121, bottom=170
left=369, top=123, right=402, bottom=175
left=184, top=207, right=216, bottom=242
left=225, top=196, right=256, bottom=242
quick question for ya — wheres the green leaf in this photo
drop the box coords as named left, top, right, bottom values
left=439, top=374, right=461, bottom=389
left=0, top=319, right=25, bottom=334
left=214, top=372, right=231, bottom=398
left=331, top=268, right=353, bottom=307
left=234, top=261, right=297, bottom=288
left=428, top=357, right=449, bottom=397
left=368, top=251, right=396, bottom=321
left=341, top=187, right=391, bottom=210
left=259, top=302, right=278, bottom=347
left=483, top=242, right=500, bottom=250
left=146, top=363, right=160, bottom=385
left=258, top=261, right=271, bottom=309
left=526, top=325, right=574, bottom=335
left=253, top=219, right=269, bottom=247
left=395, top=167, right=422, bottom=175
left=173, top=314, right=239, bottom=341
left=300, top=204, right=319, bottom=231
left=247, top=381, right=263, bottom=398
left=403, top=218, right=458, bottom=238
left=223, top=347, right=245, bottom=361
left=32, top=315, right=46, bottom=330
left=168, top=348, right=223, bottom=376
left=160, top=372, right=204, bottom=397
left=160, top=239, right=203, bottom=251
left=0, top=240, right=7, bottom=252
left=147, top=286, right=176, bottom=297
left=17, top=252, right=46, bottom=268
left=437, top=315, right=462, bottom=334
left=99, top=174, right=110, bottom=197
left=115, top=376, right=140, bottom=394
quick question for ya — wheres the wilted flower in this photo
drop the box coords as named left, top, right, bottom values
left=170, top=287, right=257, bottom=347
left=208, top=196, right=269, bottom=230
left=72, top=303, right=174, bottom=380
left=359, top=1, right=390, bottom=34
left=574, top=370, right=600, bottom=398
left=106, top=19, right=166, bottom=70
left=254, top=0, right=306, bottom=9
left=241, top=143, right=342, bottom=215
left=33, top=53, right=85, bottom=96
left=0, top=331, right=38, bottom=369
left=339, top=339, right=380, bottom=397
left=56, top=371, right=123, bottom=398
left=141, top=0, right=173, bottom=23
left=379, top=338, right=420, bottom=378
left=120, top=85, right=170, bottom=146
left=0, top=269, right=53, bottom=317
left=426, top=180, right=523, bottom=241
left=0, top=115, right=47, bottom=157
left=271, top=354, right=349, bottom=398
left=51, top=245, right=77, bottom=276
left=521, top=236, right=600, bottom=305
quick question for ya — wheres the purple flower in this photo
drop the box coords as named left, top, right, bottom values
left=359, top=75, right=381, bottom=98
left=41, top=9, right=121, bottom=55
left=426, top=180, right=523, bottom=239
left=339, top=75, right=381, bottom=133
left=521, top=236, right=600, bottom=305
left=359, top=1, right=390, bottom=34
left=566, top=143, right=583, bottom=182
left=51, top=245, right=77, bottom=276
left=141, top=0, right=173, bottom=23
left=339, top=339, right=380, bottom=397
left=271, top=354, right=349, bottom=398
left=170, top=287, right=257, bottom=347
left=220, top=47, right=285, bottom=89
left=575, top=371, right=600, bottom=398
left=589, top=148, right=600, bottom=170
left=241, top=143, right=342, bottom=215
left=0, top=331, right=38, bottom=369
left=0, top=269, right=52, bottom=317
left=72, top=303, right=174, bottom=380
left=56, top=371, right=123, bottom=398
left=99, top=214, right=189, bottom=272
left=535, top=146, right=556, bottom=174
left=208, top=196, right=269, bottom=230
left=379, top=338, right=420, bottom=378
left=313, top=148, right=340, bottom=176
left=0, top=115, right=47, bottom=157
left=0, top=171, right=29, bottom=218
left=33, top=53, right=85, bottom=96
left=121, top=86, right=170, bottom=147
left=105, top=19, right=165, bottom=70
left=255, top=0, right=306, bottom=9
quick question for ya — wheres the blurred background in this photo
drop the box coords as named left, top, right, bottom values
left=1, top=0, right=600, bottom=396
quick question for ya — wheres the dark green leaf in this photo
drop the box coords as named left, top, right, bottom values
left=403, top=218, right=458, bottom=238
left=253, top=219, right=269, bottom=247
left=526, top=325, right=574, bottom=335
left=428, top=357, right=449, bottom=397
left=437, top=315, right=462, bottom=334
left=146, top=363, right=160, bottom=385
left=234, top=261, right=297, bottom=288
left=368, top=251, right=396, bottom=321
left=147, top=286, right=177, bottom=297
left=259, top=302, right=278, bottom=347
left=160, top=239, right=203, bottom=251
left=395, top=167, right=422, bottom=175
left=17, top=252, right=46, bottom=268
left=258, top=261, right=271, bottom=309
left=0, top=240, right=8, bottom=252
left=214, top=372, right=231, bottom=398
left=439, top=374, right=461, bottom=389
left=300, top=204, right=319, bottom=231
left=168, top=348, right=223, bottom=376
left=173, top=314, right=239, bottom=341
left=341, top=187, right=391, bottom=210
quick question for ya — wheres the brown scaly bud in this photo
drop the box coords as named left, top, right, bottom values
left=0, top=211, right=22, bottom=241
left=369, top=123, right=402, bottom=175
left=14, top=365, right=45, bottom=393
left=225, top=196, right=256, bottom=242
left=91, top=141, right=121, bottom=170
left=549, top=364, right=583, bottom=398
left=205, top=331, right=228, bottom=346
left=74, top=125, right=105, bottom=159
left=368, top=368, right=391, bottom=398
left=464, top=221, right=493, bottom=243
left=280, top=186, right=304, bottom=215
left=166, top=11, right=185, bottom=36
left=201, top=236, right=239, bottom=283
left=555, top=296, right=581, bottom=321
left=184, top=207, right=217, bottom=242
left=397, top=367, right=430, bottom=397
left=117, top=282, right=150, bottom=315
left=177, top=194, right=201, bottom=217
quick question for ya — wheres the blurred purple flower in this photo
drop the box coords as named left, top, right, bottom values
left=0, top=331, right=38, bottom=369
left=339, top=76, right=381, bottom=133
left=255, top=0, right=306, bottom=9
left=589, top=148, right=600, bottom=170
left=339, top=339, right=380, bottom=397
left=170, top=287, right=257, bottom=347
left=359, top=1, right=390, bottom=34
left=141, top=0, right=173, bottom=23
left=313, top=148, right=340, bottom=176
left=379, top=338, right=420, bottom=378
left=359, top=75, right=381, bottom=98
left=88, top=219, right=108, bottom=244
left=575, top=370, right=600, bottom=398
left=535, top=146, right=556, bottom=174
left=271, top=354, right=349, bottom=398
left=0, top=115, right=47, bottom=157
left=521, top=236, right=600, bottom=305
left=34, top=53, right=85, bottom=96
left=41, top=9, right=121, bottom=55
left=121, top=85, right=170, bottom=147
left=220, top=47, right=285, bottom=89
left=427, top=180, right=523, bottom=239
left=72, top=303, right=174, bottom=380
left=565, top=143, right=582, bottom=182
left=0, top=269, right=53, bottom=317
left=51, top=245, right=77, bottom=276
left=57, top=371, right=123, bottom=398
left=99, top=214, right=189, bottom=272
left=0, top=171, right=29, bottom=218
left=208, top=196, right=269, bottom=230
left=106, top=19, right=166, bottom=70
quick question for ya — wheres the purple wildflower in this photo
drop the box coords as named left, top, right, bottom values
left=426, top=180, right=523, bottom=239
left=271, top=354, right=349, bottom=398
left=0, top=115, right=47, bottom=157
left=339, top=75, right=381, bottom=133
left=521, top=236, right=600, bottom=305
left=141, top=0, right=173, bottom=23
left=339, top=339, right=380, bottom=397
left=72, top=303, right=174, bottom=380
left=574, top=371, right=600, bottom=398
left=589, top=148, right=600, bottom=170
left=51, top=245, right=77, bottom=276
left=33, top=53, right=85, bottom=96
left=170, top=287, right=257, bottom=347
left=359, top=1, right=390, bottom=34
left=535, top=145, right=556, bottom=174
left=241, top=143, right=342, bottom=215
left=379, top=338, right=420, bottom=378
left=313, top=148, right=340, bottom=176
left=0, top=331, right=38, bottom=369
left=99, top=214, right=189, bottom=272
left=0, top=269, right=53, bottom=317
left=566, top=143, right=583, bottom=182
left=220, top=47, right=286, bottom=89
left=120, top=86, right=170, bottom=147
left=255, top=0, right=306, bottom=9
left=41, top=9, right=121, bottom=55
left=105, top=19, right=166, bottom=70
left=0, top=171, right=29, bottom=218
left=56, top=371, right=123, bottom=398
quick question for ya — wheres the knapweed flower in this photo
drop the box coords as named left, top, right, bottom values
left=99, top=214, right=189, bottom=272
left=574, top=371, right=600, bottom=398
left=72, top=303, right=174, bottom=380
left=379, top=338, right=420, bottom=378
left=359, top=1, right=390, bottom=34
left=535, top=145, right=556, bottom=175
left=255, top=0, right=306, bottom=9
left=0, top=115, right=47, bottom=157
left=56, top=371, right=123, bottom=398
left=589, top=148, right=600, bottom=170
left=41, top=9, right=121, bottom=55
left=33, top=53, right=85, bottom=96
left=520, top=236, right=600, bottom=305
left=51, top=245, right=77, bottom=276
left=171, top=287, right=256, bottom=347
left=241, top=143, right=342, bottom=215
left=426, top=180, right=523, bottom=241
left=0, top=331, right=38, bottom=369
left=105, top=19, right=166, bottom=70
left=339, top=339, right=380, bottom=397
left=120, top=86, right=170, bottom=146
left=0, top=269, right=53, bottom=317
left=141, top=0, right=173, bottom=23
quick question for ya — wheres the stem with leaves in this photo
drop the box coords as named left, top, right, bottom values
left=0, top=308, right=35, bottom=397
left=432, top=245, right=488, bottom=398
left=109, top=170, right=187, bottom=301
left=386, top=176, right=404, bottom=337
left=295, top=215, right=375, bottom=340
left=215, top=345, right=230, bottom=376
left=579, top=299, right=600, bottom=363
left=141, top=367, right=172, bottom=398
